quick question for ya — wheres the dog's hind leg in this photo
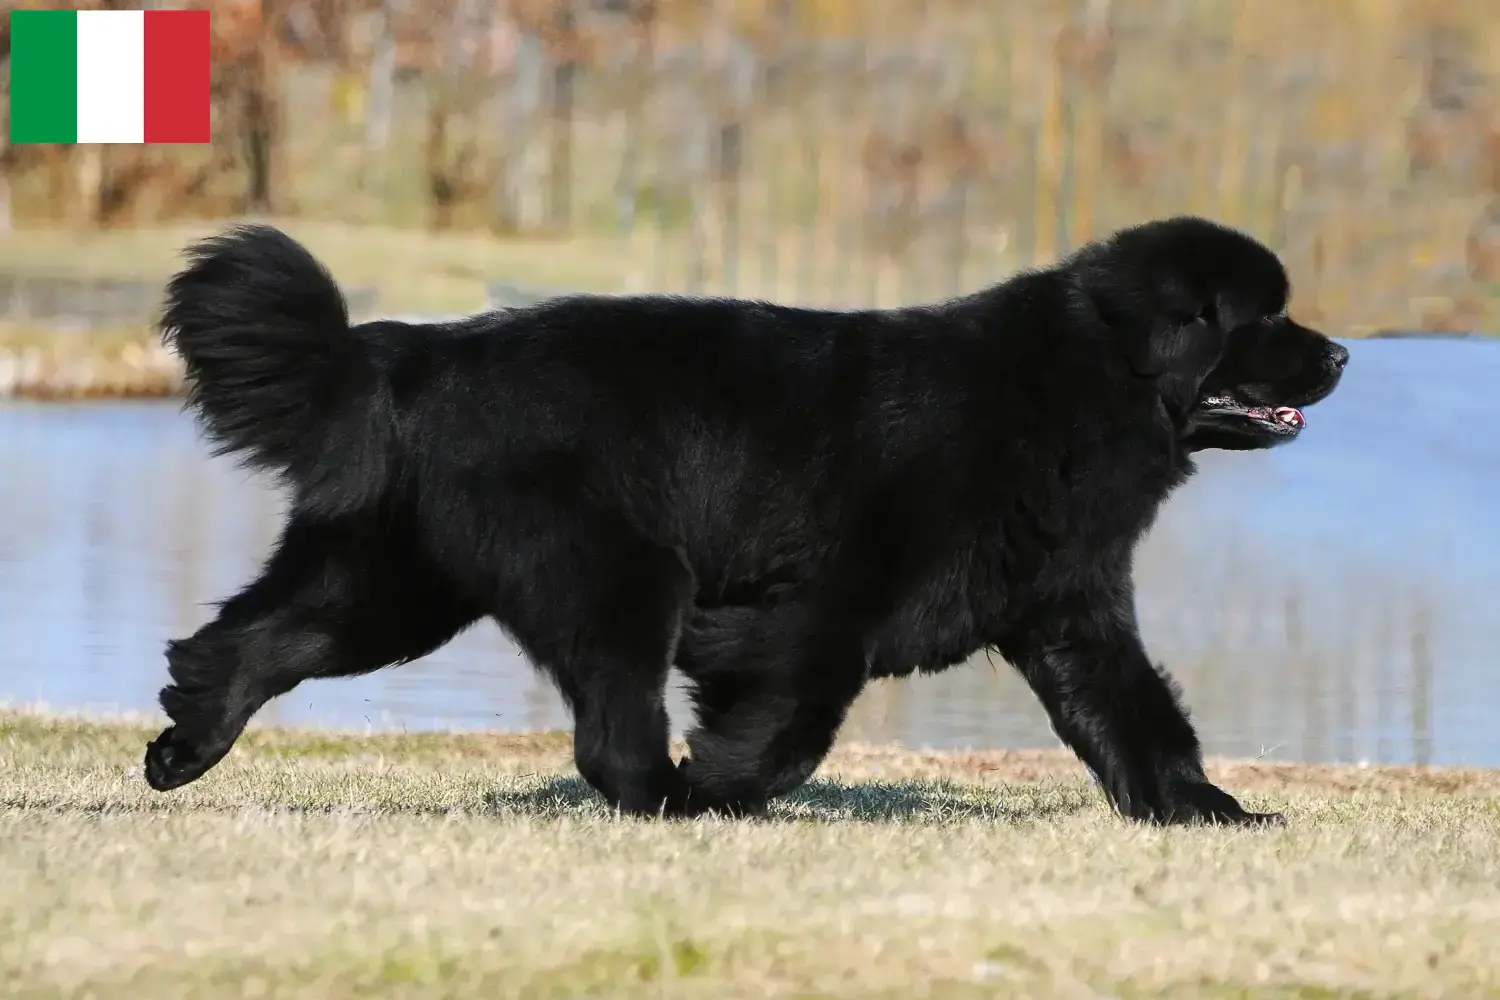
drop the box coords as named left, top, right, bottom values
left=494, top=512, right=696, bottom=818
left=143, top=515, right=480, bottom=792
left=675, top=600, right=867, bottom=814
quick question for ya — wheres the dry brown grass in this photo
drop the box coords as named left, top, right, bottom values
left=3, top=709, right=1499, bottom=998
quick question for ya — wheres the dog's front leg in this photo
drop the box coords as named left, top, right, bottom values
left=997, top=591, right=1284, bottom=827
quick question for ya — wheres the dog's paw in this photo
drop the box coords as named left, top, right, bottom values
left=1153, top=779, right=1284, bottom=828
left=143, top=726, right=223, bottom=792
left=676, top=758, right=770, bottom=820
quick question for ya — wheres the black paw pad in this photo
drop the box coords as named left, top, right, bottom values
left=143, top=727, right=212, bottom=792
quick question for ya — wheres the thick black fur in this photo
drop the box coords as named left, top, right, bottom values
left=145, top=216, right=1348, bottom=824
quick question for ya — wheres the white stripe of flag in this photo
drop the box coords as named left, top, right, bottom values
left=76, top=11, right=147, bottom=144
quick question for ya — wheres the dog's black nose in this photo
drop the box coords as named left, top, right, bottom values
left=1328, top=343, right=1350, bottom=369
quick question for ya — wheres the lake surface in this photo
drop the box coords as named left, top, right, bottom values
left=2, top=338, right=1497, bottom=766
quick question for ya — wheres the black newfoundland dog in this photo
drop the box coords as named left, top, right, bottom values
left=144, top=216, right=1347, bottom=825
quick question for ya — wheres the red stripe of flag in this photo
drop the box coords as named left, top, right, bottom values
left=143, top=10, right=210, bottom=144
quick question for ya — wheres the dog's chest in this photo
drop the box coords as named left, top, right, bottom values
left=862, top=468, right=1179, bottom=680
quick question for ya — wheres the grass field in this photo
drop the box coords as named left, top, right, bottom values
left=3, top=711, right=1498, bottom=998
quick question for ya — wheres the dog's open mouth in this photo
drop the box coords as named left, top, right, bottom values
left=1199, top=395, right=1306, bottom=434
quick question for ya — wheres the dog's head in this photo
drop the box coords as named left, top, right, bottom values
left=1074, top=216, right=1349, bottom=452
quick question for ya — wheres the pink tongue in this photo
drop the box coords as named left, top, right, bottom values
left=1274, top=406, right=1305, bottom=428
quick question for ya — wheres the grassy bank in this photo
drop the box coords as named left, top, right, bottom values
left=0, top=222, right=635, bottom=317
left=3, top=711, right=1498, bottom=998
left=0, top=221, right=636, bottom=399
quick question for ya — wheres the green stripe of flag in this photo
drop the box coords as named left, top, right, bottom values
left=10, top=11, right=80, bottom=144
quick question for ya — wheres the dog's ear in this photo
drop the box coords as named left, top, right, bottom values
left=1133, top=317, right=1224, bottom=415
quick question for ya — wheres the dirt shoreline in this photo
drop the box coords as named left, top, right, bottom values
left=0, top=336, right=183, bottom=399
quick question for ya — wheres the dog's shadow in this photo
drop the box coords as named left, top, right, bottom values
left=484, top=775, right=1094, bottom=824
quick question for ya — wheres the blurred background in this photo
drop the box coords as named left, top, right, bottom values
left=1, top=0, right=1496, bottom=767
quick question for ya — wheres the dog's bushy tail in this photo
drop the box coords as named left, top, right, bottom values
left=162, top=224, right=392, bottom=510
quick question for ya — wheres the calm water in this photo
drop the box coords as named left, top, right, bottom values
left=2, top=339, right=1497, bottom=766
